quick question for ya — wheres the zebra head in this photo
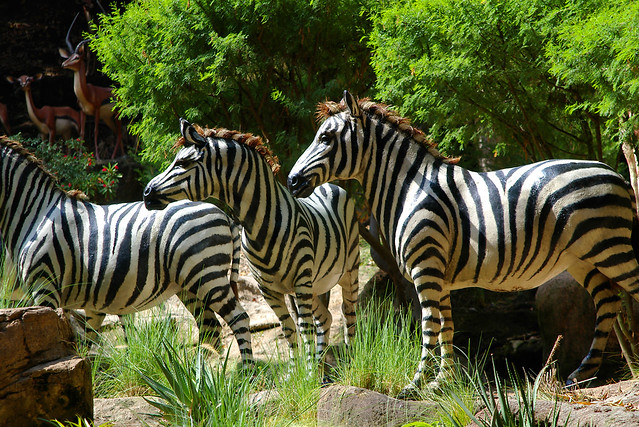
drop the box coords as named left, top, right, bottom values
left=288, top=90, right=365, bottom=198
left=144, top=118, right=214, bottom=210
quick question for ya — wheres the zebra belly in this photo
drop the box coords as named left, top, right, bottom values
left=62, top=281, right=182, bottom=314
left=312, top=271, right=345, bottom=295
left=444, top=256, right=573, bottom=292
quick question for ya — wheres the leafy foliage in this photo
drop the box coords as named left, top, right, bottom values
left=369, top=0, right=639, bottom=167
left=18, top=136, right=122, bottom=201
left=90, top=0, right=639, bottom=170
left=546, top=0, right=639, bottom=151
left=92, top=0, right=373, bottom=170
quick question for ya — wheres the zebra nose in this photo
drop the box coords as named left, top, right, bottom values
left=143, top=185, right=162, bottom=210
left=288, top=174, right=300, bottom=190
left=143, top=185, right=154, bottom=198
left=287, top=173, right=311, bottom=198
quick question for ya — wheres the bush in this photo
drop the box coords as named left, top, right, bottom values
left=92, top=0, right=374, bottom=171
left=19, top=136, right=122, bottom=201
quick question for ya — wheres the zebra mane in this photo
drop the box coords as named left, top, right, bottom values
left=317, top=98, right=459, bottom=164
left=175, top=125, right=281, bottom=175
left=0, top=137, right=88, bottom=200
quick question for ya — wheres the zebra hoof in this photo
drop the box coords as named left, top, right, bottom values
left=397, top=383, right=420, bottom=400
left=321, top=374, right=334, bottom=387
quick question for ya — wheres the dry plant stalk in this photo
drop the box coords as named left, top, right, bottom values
left=619, top=141, right=639, bottom=379
left=538, top=335, right=563, bottom=397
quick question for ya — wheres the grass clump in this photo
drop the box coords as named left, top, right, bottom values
left=141, top=342, right=262, bottom=427
left=267, top=344, right=322, bottom=425
left=85, top=307, right=196, bottom=398
left=440, top=361, right=565, bottom=427
left=139, top=337, right=321, bottom=426
left=334, top=296, right=423, bottom=397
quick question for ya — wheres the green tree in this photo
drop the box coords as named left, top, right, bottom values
left=546, top=0, right=639, bottom=150
left=368, top=0, right=629, bottom=166
left=92, top=0, right=373, bottom=169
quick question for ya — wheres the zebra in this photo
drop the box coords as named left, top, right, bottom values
left=287, top=90, right=639, bottom=396
left=143, top=119, right=359, bottom=366
left=0, top=137, right=252, bottom=362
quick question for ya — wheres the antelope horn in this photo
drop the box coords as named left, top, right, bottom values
left=66, top=13, right=80, bottom=52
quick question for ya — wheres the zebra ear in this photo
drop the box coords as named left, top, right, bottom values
left=180, top=118, right=206, bottom=148
left=343, top=90, right=361, bottom=118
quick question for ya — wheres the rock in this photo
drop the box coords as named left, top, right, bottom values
left=0, top=307, right=93, bottom=426
left=535, top=272, right=597, bottom=379
left=94, top=397, right=161, bottom=427
left=472, top=393, right=639, bottom=427
left=317, top=385, right=439, bottom=427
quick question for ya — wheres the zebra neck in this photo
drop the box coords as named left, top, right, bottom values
left=0, top=161, right=63, bottom=259
left=361, top=133, right=440, bottom=243
left=221, top=154, right=293, bottom=245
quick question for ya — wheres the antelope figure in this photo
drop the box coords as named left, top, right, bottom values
left=59, top=16, right=123, bottom=159
left=6, top=74, right=80, bottom=143
left=0, top=103, right=10, bottom=135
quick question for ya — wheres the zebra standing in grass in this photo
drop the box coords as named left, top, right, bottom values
left=143, top=119, right=359, bottom=363
left=0, top=137, right=252, bottom=362
left=287, top=91, right=639, bottom=396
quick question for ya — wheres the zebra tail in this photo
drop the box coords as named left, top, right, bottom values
left=230, top=221, right=241, bottom=298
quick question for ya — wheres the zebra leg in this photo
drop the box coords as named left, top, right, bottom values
left=566, top=263, right=620, bottom=384
left=311, top=294, right=332, bottom=358
left=66, top=310, right=105, bottom=344
left=179, top=289, right=253, bottom=364
left=339, top=267, right=358, bottom=347
left=399, top=271, right=445, bottom=398
left=435, top=291, right=454, bottom=383
left=178, top=290, right=223, bottom=349
left=261, top=288, right=299, bottom=357
left=294, top=286, right=317, bottom=370
left=206, top=291, right=253, bottom=364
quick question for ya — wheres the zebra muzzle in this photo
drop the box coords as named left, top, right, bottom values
left=287, top=173, right=313, bottom=198
left=143, top=186, right=167, bottom=210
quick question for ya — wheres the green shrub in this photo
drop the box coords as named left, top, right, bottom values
left=17, top=135, right=122, bottom=201
left=141, top=343, right=262, bottom=427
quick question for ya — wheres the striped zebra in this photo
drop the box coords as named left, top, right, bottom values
left=143, top=119, right=359, bottom=364
left=0, top=137, right=252, bottom=362
left=287, top=91, right=639, bottom=396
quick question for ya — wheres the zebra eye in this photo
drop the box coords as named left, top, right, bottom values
left=319, top=133, right=332, bottom=145
left=175, top=159, right=192, bottom=169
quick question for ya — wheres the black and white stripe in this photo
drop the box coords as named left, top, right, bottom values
left=288, top=91, right=639, bottom=394
left=0, top=138, right=252, bottom=362
left=144, top=119, right=359, bottom=362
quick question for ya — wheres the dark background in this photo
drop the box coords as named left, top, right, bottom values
left=0, top=0, right=141, bottom=202
left=0, top=0, right=121, bottom=135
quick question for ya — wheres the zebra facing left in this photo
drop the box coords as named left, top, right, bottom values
left=288, top=91, right=639, bottom=397
left=143, top=120, right=360, bottom=367
left=0, top=137, right=252, bottom=362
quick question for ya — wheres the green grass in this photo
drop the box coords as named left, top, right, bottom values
left=334, top=296, right=423, bottom=397
left=140, top=343, right=263, bottom=427
left=81, top=306, right=196, bottom=398
left=0, top=254, right=30, bottom=308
